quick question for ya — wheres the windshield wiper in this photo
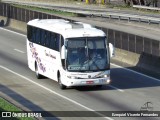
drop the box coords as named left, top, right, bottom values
left=92, top=60, right=100, bottom=70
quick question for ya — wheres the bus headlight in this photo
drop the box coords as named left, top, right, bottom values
left=107, top=79, right=111, bottom=84
left=103, top=74, right=108, bottom=78
left=102, top=74, right=110, bottom=78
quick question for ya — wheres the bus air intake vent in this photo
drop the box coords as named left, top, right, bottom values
left=70, top=23, right=84, bottom=29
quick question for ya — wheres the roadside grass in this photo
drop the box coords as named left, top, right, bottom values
left=0, top=97, right=34, bottom=120
left=13, top=4, right=78, bottom=17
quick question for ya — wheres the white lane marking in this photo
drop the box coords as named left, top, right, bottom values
left=108, top=85, right=124, bottom=92
left=111, top=63, right=160, bottom=82
left=14, top=49, right=25, bottom=54
left=0, top=27, right=26, bottom=37
left=0, top=65, right=114, bottom=120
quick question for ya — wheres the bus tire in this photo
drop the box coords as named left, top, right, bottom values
left=58, top=74, right=66, bottom=90
left=35, top=63, right=42, bottom=79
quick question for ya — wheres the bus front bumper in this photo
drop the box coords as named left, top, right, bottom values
left=63, top=77, right=111, bottom=87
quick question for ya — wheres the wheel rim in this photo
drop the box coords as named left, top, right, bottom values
left=59, top=76, right=62, bottom=85
left=35, top=64, right=40, bottom=78
left=58, top=75, right=66, bottom=89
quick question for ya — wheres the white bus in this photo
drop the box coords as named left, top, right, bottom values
left=27, top=19, right=114, bottom=89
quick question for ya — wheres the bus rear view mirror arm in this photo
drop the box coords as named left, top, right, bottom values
left=61, top=45, right=66, bottom=60
left=109, top=43, right=115, bottom=58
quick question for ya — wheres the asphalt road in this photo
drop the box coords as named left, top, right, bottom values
left=0, top=27, right=160, bottom=120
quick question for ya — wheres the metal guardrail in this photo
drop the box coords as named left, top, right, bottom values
left=2, top=0, right=160, bottom=25
left=133, top=5, right=160, bottom=11
left=93, top=12, right=160, bottom=24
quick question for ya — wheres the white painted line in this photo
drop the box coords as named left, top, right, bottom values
left=111, top=63, right=160, bottom=82
left=0, top=65, right=114, bottom=120
left=0, top=27, right=26, bottom=37
left=108, top=85, right=124, bottom=92
left=14, top=49, right=25, bottom=54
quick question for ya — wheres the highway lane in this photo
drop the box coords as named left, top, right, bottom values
left=0, top=28, right=160, bottom=120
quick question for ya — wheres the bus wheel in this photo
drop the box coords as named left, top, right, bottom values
left=35, top=63, right=42, bottom=79
left=58, top=74, right=66, bottom=90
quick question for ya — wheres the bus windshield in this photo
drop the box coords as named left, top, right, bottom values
left=66, top=37, right=109, bottom=72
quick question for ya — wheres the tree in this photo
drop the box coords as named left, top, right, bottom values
left=140, top=0, right=158, bottom=7
left=123, top=0, right=159, bottom=7
left=123, top=0, right=134, bottom=6
left=152, top=0, right=158, bottom=7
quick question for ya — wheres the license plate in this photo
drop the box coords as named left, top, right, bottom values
left=86, top=81, right=94, bottom=84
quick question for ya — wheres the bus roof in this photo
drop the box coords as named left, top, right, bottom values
left=27, top=19, right=106, bottom=39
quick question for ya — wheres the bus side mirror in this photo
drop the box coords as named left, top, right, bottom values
left=109, top=43, right=115, bottom=58
left=61, top=45, right=65, bottom=60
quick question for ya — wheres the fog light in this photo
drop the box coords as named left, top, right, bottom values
left=107, top=79, right=111, bottom=84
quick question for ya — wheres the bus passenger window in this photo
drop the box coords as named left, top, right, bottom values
left=27, top=26, right=32, bottom=41
left=40, top=30, right=46, bottom=46
left=45, top=32, right=51, bottom=47
left=61, top=36, right=64, bottom=47
left=36, top=29, right=41, bottom=44
left=50, top=33, right=55, bottom=49
left=31, top=27, right=36, bottom=43
left=55, top=34, right=60, bottom=51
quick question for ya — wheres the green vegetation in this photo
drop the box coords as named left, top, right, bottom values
left=13, top=4, right=78, bottom=17
left=0, top=97, right=34, bottom=120
left=106, top=3, right=160, bottom=14
left=0, top=98, right=21, bottom=112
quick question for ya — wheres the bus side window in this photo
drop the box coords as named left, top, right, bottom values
left=27, top=25, right=32, bottom=41
left=55, top=34, right=60, bottom=51
left=40, top=30, right=46, bottom=46
left=45, top=31, right=51, bottom=47
left=31, top=27, right=36, bottom=43
left=35, top=29, right=41, bottom=44
left=50, top=32, right=55, bottom=50
left=61, top=35, right=64, bottom=47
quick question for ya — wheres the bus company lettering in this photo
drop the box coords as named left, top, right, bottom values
left=29, top=42, right=46, bottom=72
left=45, top=50, right=56, bottom=59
